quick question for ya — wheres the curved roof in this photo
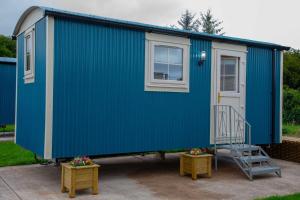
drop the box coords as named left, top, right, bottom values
left=0, top=57, right=16, bottom=64
left=13, top=6, right=290, bottom=50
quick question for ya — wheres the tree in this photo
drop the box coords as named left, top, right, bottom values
left=0, top=35, right=16, bottom=58
left=198, top=9, right=224, bottom=35
left=177, top=10, right=199, bottom=32
left=284, top=49, right=300, bottom=90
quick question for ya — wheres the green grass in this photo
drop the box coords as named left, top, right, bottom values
left=0, top=141, right=39, bottom=167
left=282, top=124, right=300, bottom=137
left=256, top=193, right=300, bottom=200
left=0, top=124, right=15, bottom=132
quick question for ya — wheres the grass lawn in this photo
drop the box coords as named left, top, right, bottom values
left=0, top=124, right=15, bottom=132
left=282, top=124, right=300, bottom=137
left=0, top=141, right=39, bottom=167
left=256, top=193, right=300, bottom=200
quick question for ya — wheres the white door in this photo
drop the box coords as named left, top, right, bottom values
left=210, top=44, right=247, bottom=144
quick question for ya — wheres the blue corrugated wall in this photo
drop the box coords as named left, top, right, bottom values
left=0, top=62, right=15, bottom=125
left=246, top=47, right=281, bottom=144
left=16, top=18, right=46, bottom=157
left=52, top=17, right=212, bottom=158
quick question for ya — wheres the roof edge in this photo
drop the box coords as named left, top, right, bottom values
left=13, top=6, right=290, bottom=50
left=0, top=57, right=17, bottom=64
left=12, top=6, right=45, bottom=37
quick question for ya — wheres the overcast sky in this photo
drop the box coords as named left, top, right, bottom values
left=0, top=0, right=298, bottom=48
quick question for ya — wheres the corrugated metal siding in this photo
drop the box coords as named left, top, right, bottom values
left=52, top=17, right=212, bottom=158
left=0, top=62, right=16, bottom=125
left=274, top=50, right=281, bottom=143
left=246, top=47, right=273, bottom=144
left=16, top=18, right=46, bottom=156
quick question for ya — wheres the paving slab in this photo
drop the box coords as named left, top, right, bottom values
left=0, top=154, right=299, bottom=200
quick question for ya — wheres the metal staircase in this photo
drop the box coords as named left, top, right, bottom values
left=214, top=105, right=281, bottom=180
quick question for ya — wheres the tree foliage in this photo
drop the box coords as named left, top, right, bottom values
left=283, top=86, right=300, bottom=124
left=198, top=9, right=224, bottom=35
left=0, top=35, right=16, bottom=58
left=284, top=49, right=300, bottom=90
left=174, top=9, right=224, bottom=35
left=177, top=10, right=199, bottom=32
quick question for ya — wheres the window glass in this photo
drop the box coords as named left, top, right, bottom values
left=220, top=56, right=238, bottom=92
left=153, top=45, right=183, bottom=81
left=25, top=34, right=32, bottom=71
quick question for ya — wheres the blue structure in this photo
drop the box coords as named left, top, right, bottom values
left=0, top=57, right=16, bottom=126
left=13, top=6, right=289, bottom=159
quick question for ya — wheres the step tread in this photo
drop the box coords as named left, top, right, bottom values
left=246, top=166, right=281, bottom=175
left=240, top=155, right=269, bottom=163
left=219, top=144, right=259, bottom=151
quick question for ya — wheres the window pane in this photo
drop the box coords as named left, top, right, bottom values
left=220, top=56, right=238, bottom=91
left=221, top=76, right=236, bottom=91
left=26, top=53, right=31, bottom=71
left=154, top=46, right=168, bottom=63
left=154, top=63, right=168, bottom=80
left=169, top=47, right=183, bottom=65
left=169, top=65, right=183, bottom=81
left=26, top=35, right=32, bottom=52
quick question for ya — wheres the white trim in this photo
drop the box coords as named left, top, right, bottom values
left=279, top=51, right=283, bottom=143
left=145, top=33, right=190, bottom=93
left=146, top=33, right=190, bottom=46
left=15, top=7, right=44, bottom=37
left=212, top=42, right=247, bottom=53
left=23, top=25, right=35, bottom=84
left=44, top=16, right=54, bottom=159
left=14, top=38, right=19, bottom=144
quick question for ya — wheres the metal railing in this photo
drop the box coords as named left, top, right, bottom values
left=213, top=105, right=251, bottom=147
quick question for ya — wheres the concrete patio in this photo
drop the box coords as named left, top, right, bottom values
left=0, top=153, right=299, bottom=200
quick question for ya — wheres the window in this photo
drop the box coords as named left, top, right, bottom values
left=24, top=26, right=35, bottom=84
left=220, top=56, right=239, bottom=92
left=145, top=33, right=190, bottom=92
left=154, top=46, right=183, bottom=81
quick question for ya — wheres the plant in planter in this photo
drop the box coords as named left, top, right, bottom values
left=61, top=156, right=100, bottom=198
left=180, top=148, right=212, bottom=180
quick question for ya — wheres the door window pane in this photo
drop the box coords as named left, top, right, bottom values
left=153, top=45, right=183, bottom=81
left=220, top=56, right=238, bottom=92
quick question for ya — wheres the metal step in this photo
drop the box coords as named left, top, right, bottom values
left=219, top=144, right=259, bottom=152
left=240, top=155, right=269, bottom=163
left=246, top=166, right=281, bottom=176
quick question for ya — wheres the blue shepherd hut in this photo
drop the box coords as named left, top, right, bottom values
left=13, top=6, right=289, bottom=162
left=0, top=57, right=16, bottom=126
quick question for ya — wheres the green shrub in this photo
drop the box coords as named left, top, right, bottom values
left=283, top=86, right=300, bottom=124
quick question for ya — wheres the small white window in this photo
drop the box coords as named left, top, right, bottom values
left=220, top=56, right=239, bottom=92
left=24, top=26, right=35, bottom=84
left=145, top=33, right=190, bottom=92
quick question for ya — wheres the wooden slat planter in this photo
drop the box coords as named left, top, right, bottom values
left=180, top=153, right=212, bottom=180
left=61, top=163, right=100, bottom=198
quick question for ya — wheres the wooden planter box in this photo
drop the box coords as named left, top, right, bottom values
left=61, top=163, right=100, bottom=198
left=180, top=153, right=212, bottom=180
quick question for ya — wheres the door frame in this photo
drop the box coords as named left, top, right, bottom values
left=210, top=42, right=247, bottom=144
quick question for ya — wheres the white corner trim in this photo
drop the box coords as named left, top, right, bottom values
left=210, top=47, right=216, bottom=144
left=44, top=16, right=54, bottom=159
left=14, top=38, right=19, bottom=144
left=212, top=42, right=247, bottom=53
left=144, top=33, right=190, bottom=93
left=280, top=51, right=283, bottom=143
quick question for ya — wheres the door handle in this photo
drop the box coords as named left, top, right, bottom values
left=218, top=92, right=221, bottom=104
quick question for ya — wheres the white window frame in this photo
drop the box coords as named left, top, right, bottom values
left=24, top=25, right=35, bottom=84
left=145, top=33, right=190, bottom=92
